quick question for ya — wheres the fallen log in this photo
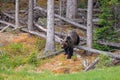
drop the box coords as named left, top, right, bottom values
left=34, top=22, right=66, bottom=38
left=34, top=7, right=87, bottom=30
left=0, top=25, right=9, bottom=32
left=21, top=28, right=62, bottom=43
left=2, top=11, right=15, bottom=19
left=84, top=57, right=99, bottom=71
left=76, top=46, right=120, bottom=60
left=97, top=40, right=120, bottom=48
left=78, top=8, right=100, bottom=12
left=38, top=49, right=64, bottom=59
left=75, top=36, right=120, bottom=48
left=0, top=20, right=16, bottom=28
left=2, top=11, right=26, bottom=24
left=21, top=28, right=46, bottom=38
left=5, top=10, right=27, bottom=14
left=34, top=22, right=47, bottom=32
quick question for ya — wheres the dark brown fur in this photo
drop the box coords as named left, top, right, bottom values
left=61, top=30, right=80, bottom=59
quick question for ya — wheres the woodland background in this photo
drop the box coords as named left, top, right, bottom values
left=0, top=0, right=120, bottom=80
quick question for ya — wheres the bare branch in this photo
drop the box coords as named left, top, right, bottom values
left=0, top=20, right=16, bottom=28
left=38, top=49, right=64, bottom=59
left=0, top=25, right=10, bottom=32
left=84, top=57, right=99, bottom=71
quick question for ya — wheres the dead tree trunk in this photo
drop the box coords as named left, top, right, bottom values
left=33, top=0, right=37, bottom=7
left=86, top=0, right=93, bottom=55
left=28, top=0, right=34, bottom=31
left=45, top=0, right=55, bottom=53
left=66, top=0, right=77, bottom=19
left=15, top=0, right=19, bottom=28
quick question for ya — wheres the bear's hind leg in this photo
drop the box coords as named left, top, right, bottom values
left=64, top=48, right=68, bottom=55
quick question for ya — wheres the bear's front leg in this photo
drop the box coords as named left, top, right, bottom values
left=67, top=48, right=73, bottom=59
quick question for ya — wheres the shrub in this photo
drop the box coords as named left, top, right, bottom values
left=0, top=53, right=11, bottom=70
left=3, top=43, right=28, bottom=57
left=35, top=38, right=45, bottom=51
left=93, top=43, right=114, bottom=51
left=27, top=51, right=38, bottom=66
left=96, top=54, right=112, bottom=68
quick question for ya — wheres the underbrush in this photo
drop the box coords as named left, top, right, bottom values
left=96, top=54, right=112, bottom=69
left=0, top=43, right=39, bottom=70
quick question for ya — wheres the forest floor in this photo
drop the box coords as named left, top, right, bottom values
left=0, top=31, right=98, bottom=74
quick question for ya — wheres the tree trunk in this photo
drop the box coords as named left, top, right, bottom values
left=87, top=0, right=93, bottom=55
left=45, top=0, right=55, bottom=53
left=66, top=0, right=77, bottom=19
left=28, top=0, right=34, bottom=31
left=33, top=0, right=37, bottom=7
left=15, top=0, right=19, bottom=28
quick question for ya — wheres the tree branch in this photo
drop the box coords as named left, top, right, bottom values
left=0, top=25, right=10, bottom=32
left=0, top=20, right=16, bottom=28
left=84, top=57, right=99, bottom=71
left=38, top=49, right=64, bottom=59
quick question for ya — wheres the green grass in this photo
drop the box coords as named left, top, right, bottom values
left=0, top=66, right=120, bottom=80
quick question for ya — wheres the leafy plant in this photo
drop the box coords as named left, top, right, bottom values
left=96, top=54, right=112, bottom=68
left=3, top=43, right=28, bottom=57
left=93, top=43, right=114, bottom=51
left=27, top=51, right=39, bottom=66
left=0, top=53, right=11, bottom=70
left=35, top=38, right=45, bottom=51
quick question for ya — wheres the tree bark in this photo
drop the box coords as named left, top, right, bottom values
left=28, top=0, right=34, bottom=31
left=15, top=0, right=19, bottom=28
left=44, top=0, right=55, bottom=53
left=33, top=0, right=37, bottom=7
left=66, top=0, right=77, bottom=19
left=87, top=0, right=93, bottom=55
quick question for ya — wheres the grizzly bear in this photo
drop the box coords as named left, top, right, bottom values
left=61, top=30, right=80, bottom=59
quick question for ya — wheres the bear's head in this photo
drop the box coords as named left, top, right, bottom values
left=60, top=36, right=71, bottom=49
